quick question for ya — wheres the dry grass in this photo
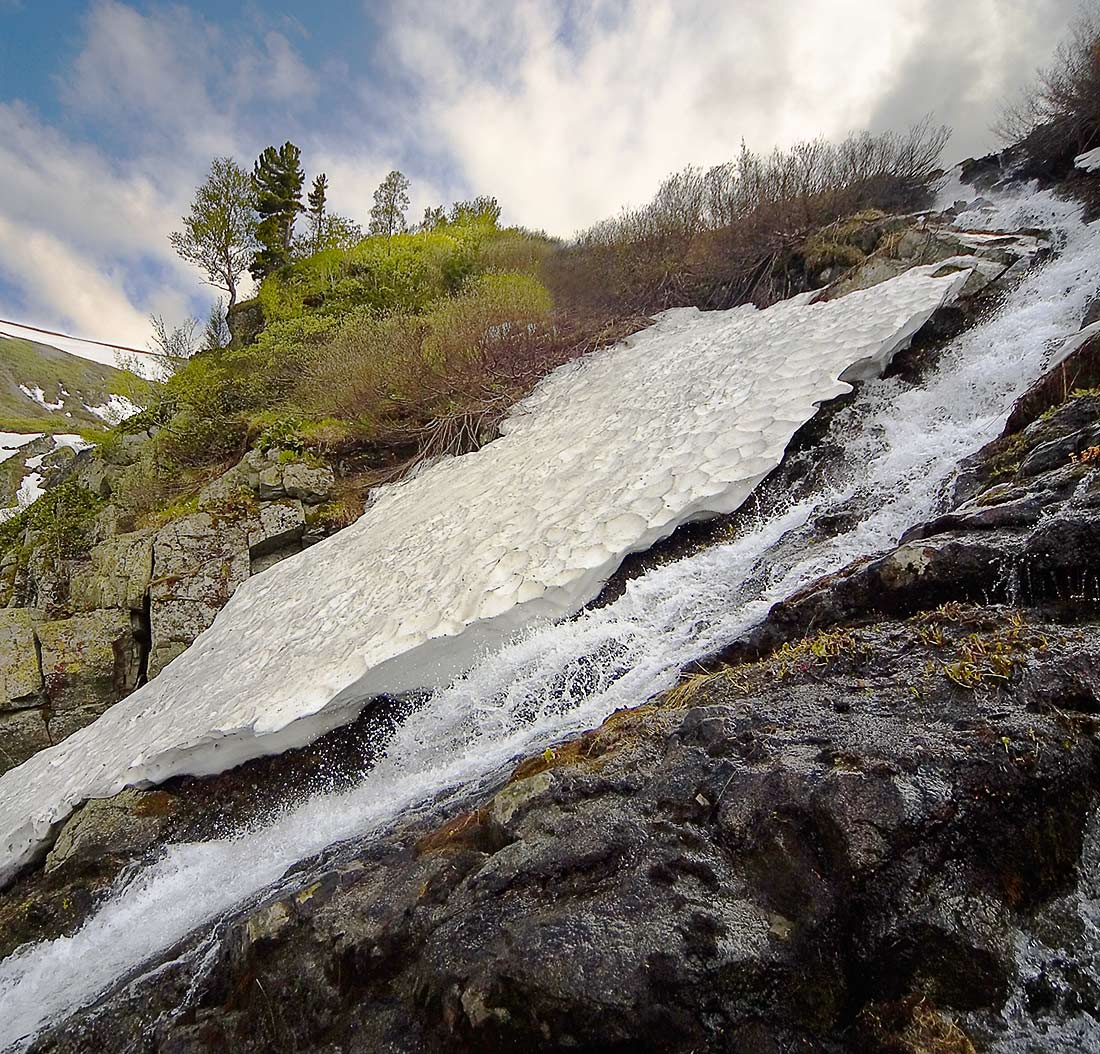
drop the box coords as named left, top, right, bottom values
left=858, top=997, right=976, bottom=1054
left=998, top=10, right=1100, bottom=169
left=546, top=122, right=949, bottom=318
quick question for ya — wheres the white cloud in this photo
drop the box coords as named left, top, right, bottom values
left=0, top=1, right=327, bottom=349
left=0, top=213, right=155, bottom=346
left=381, top=0, right=1080, bottom=234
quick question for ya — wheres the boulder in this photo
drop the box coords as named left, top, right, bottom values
left=45, top=788, right=176, bottom=874
left=247, top=499, right=305, bottom=559
left=825, top=223, right=1043, bottom=302
left=26, top=549, right=77, bottom=615
left=68, top=529, right=154, bottom=614
left=0, top=708, right=51, bottom=773
left=281, top=462, right=334, bottom=505
left=148, top=512, right=251, bottom=677
left=27, top=610, right=1100, bottom=1053
left=0, top=609, right=44, bottom=709
left=226, top=298, right=265, bottom=347
left=36, top=610, right=142, bottom=713
left=200, top=449, right=334, bottom=508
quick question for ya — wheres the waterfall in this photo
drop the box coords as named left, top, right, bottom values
left=0, top=184, right=1096, bottom=1048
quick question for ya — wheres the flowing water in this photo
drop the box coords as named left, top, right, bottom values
left=0, top=185, right=1097, bottom=1048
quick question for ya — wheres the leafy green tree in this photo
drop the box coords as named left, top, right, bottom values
left=250, top=142, right=306, bottom=280
left=369, top=170, right=410, bottom=236
left=307, top=173, right=328, bottom=255
left=291, top=213, right=364, bottom=259
left=169, top=157, right=257, bottom=315
left=449, top=195, right=502, bottom=227
left=419, top=205, right=447, bottom=231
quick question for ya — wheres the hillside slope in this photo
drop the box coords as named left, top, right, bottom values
left=0, top=334, right=145, bottom=434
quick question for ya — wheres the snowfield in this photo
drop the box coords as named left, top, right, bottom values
left=84, top=393, right=142, bottom=424
left=0, top=263, right=971, bottom=883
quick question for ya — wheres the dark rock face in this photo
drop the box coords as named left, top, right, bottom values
left=27, top=610, right=1100, bottom=1053
left=225, top=298, right=265, bottom=348
left=22, top=348, right=1100, bottom=1049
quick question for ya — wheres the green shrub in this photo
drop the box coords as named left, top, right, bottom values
left=257, top=229, right=481, bottom=324
left=1, top=482, right=104, bottom=562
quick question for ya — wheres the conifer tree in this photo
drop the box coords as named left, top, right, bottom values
left=307, top=173, right=328, bottom=255
left=250, top=142, right=305, bottom=280
left=369, top=170, right=410, bottom=236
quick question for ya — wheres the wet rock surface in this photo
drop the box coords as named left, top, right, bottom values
left=22, top=605, right=1100, bottom=1054
left=15, top=341, right=1100, bottom=1051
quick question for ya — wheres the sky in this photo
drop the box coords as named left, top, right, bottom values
left=0, top=0, right=1083, bottom=364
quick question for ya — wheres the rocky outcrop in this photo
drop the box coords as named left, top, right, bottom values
left=823, top=223, right=1043, bottom=302
left=147, top=459, right=327, bottom=676
left=226, top=297, right=265, bottom=348
left=68, top=528, right=154, bottom=613
left=0, top=606, right=141, bottom=771
left=0, top=445, right=337, bottom=770
left=22, top=605, right=1100, bottom=1053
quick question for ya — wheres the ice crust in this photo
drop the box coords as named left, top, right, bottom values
left=0, top=264, right=968, bottom=883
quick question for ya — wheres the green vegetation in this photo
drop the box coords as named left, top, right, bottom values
left=369, top=170, right=411, bottom=236
left=0, top=335, right=151, bottom=434
left=0, top=481, right=103, bottom=564
left=251, top=142, right=306, bottom=280
left=104, top=199, right=567, bottom=528
left=661, top=628, right=870, bottom=709
left=941, top=616, right=1048, bottom=691
left=169, top=157, right=257, bottom=315
left=135, top=121, right=949, bottom=534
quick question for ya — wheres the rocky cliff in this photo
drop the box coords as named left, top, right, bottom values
left=0, top=446, right=336, bottom=773
left=10, top=260, right=1100, bottom=1054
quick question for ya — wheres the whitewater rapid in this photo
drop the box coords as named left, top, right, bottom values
left=0, top=184, right=1096, bottom=1047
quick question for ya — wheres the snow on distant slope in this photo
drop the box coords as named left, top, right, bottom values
left=18, top=384, right=66, bottom=411
left=83, top=393, right=141, bottom=424
left=0, top=262, right=973, bottom=883
left=0, top=431, right=43, bottom=464
left=0, top=333, right=150, bottom=434
left=0, top=432, right=95, bottom=521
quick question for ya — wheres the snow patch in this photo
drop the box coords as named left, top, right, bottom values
left=18, top=384, right=64, bottom=412
left=1075, top=147, right=1100, bottom=172
left=15, top=474, right=43, bottom=506
left=0, top=433, right=94, bottom=521
left=0, top=433, right=44, bottom=465
left=0, top=262, right=972, bottom=884
left=84, top=394, right=141, bottom=424
left=51, top=433, right=95, bottom=452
